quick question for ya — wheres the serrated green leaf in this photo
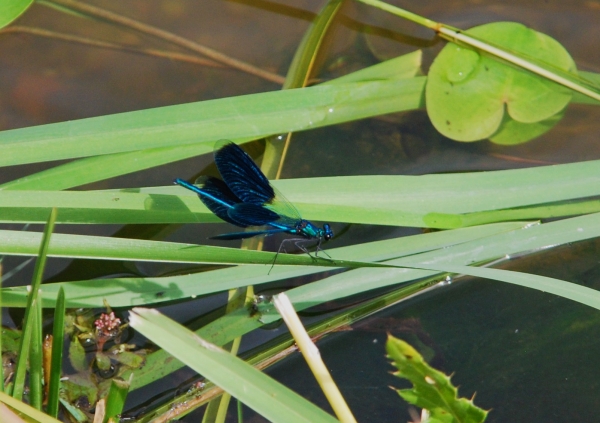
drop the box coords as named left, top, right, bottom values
left=387, top=336, right=488, bottom=423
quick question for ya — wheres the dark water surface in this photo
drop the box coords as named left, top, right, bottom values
left=1, top=0, right=600, bottom=422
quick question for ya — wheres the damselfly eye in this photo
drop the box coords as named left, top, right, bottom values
left=323, top=224, right=333, bottom=241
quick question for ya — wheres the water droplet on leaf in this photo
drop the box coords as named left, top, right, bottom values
left=445, top=47, right=480, bottom=83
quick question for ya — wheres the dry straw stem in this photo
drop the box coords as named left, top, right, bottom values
left=273, top=293, right=357, bottom=423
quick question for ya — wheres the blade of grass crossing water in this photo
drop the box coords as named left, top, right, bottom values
left=0, top=222, right=530, bottom=309
left=0, top=52, right=422, bottom=191
left=11, top=208, right=57, bottom=401
left=47, top=287, right=65, bottom=418
left=132, top=277, right=438, bottom=421
left=129, top=308, right=340, bottom=423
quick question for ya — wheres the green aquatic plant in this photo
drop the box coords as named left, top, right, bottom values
left=387, top=335, right=488, bottom=423
left=0, top=0, right=599, bottom=422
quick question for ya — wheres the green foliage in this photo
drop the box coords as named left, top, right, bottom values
left=0, top=72, right=424, bottom=168
left=386, top=335, right=488, bottom=423
left=427, top=22, right=576, bottom=143
left=129, top=308, right=340, bottom=423
left=2, top=1, right=600, bottom=421
left=103, top=378, right=131, bottom=423
left=0, top=0, right=33, bottom=29
left=47, top=287, right=66, bottom=418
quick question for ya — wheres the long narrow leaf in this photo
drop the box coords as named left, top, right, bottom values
left=129, top=308, right=340, bottom=423
left=0, top=391, right=63, bottom=423
left=46, top=287, right=65, bottom=418
left=261, top=211, right=600, bottom=321
left=103, top=378, right=131, bottom=423
left=0, top=222, right=527, bottom=308
left=0, top=229, right=391, bottom=269
left=0, top=78, right=425, bottom=167
left=12, top=209, right=57, bottom=400
left=283, top=0, right=344, bottom=88
left=1, top=157, right=600, bottom=226
left=29, top=300, right=43, bottom=409
left=0, top=52, right=423, bottom=191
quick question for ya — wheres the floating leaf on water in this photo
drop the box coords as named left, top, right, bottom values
left=426, top=22, right=576, bottom=143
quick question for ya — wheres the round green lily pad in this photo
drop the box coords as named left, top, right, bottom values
left=426, top=22, right=576, bottom=142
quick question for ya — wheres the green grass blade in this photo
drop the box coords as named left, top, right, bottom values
left=261, top=211, right=600, bottom=321
left=0, top=144, right=211, bottom=191
left=0, top=228, right=390, bottom=270
left=129, top=308, right=340, bottom=423
left=12, top=299, right=34, bottom=401
left=0, top=222, right=527, bottom=308
left=284, top=0, right=344, bottom=88
left=404, top=262, right=600, bottom=312
left=0, top=78, right=425, bottom=167
left=127, top=275, right=434, bottom=394
left=2, top=157, right=600, bottom=227
left=103, top=378, right=131, bottom=423
left=29, top=299, right=43, bottom=410
left=0, top=52, right=422, bottom=191
left=46, top=287, right=65, bottom=418
left=0, top=391, right=63, bottom=423
left=12, top=208, right=57, bottom=400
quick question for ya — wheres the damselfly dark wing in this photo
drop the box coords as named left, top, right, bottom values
left=214, top=141, right=303, bottom=226
left=228, top=203, right=280, bottom=226
left=174, top=141, right=333, bottom=248
left=174, top=177, right=248, bottom=227
left=214, top=141, right=274, bottom=205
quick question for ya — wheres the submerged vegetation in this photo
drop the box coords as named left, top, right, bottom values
left=0, top=0, right=599, bottom=422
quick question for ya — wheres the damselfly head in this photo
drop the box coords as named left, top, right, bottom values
left=323, top=224, right=333, bottom=241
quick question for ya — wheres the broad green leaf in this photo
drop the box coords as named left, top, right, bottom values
left=572, top=71, right=600, bottom=105
left=427, top=22, right=575, bottom=142
left=356, top=0, right=600, bottom=103
left=387, top=336, right=488, bottom=423
left=488, top=110, right=564, bottom=145
left=0, top=0, right=33, bottom=28
left=129, top=308, right=340, bottom=423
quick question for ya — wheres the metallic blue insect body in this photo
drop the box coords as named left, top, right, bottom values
left=174, top=142, right=333, bottom=253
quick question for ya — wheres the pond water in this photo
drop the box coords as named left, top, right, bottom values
left=1, top=0, right=600, bottom=422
